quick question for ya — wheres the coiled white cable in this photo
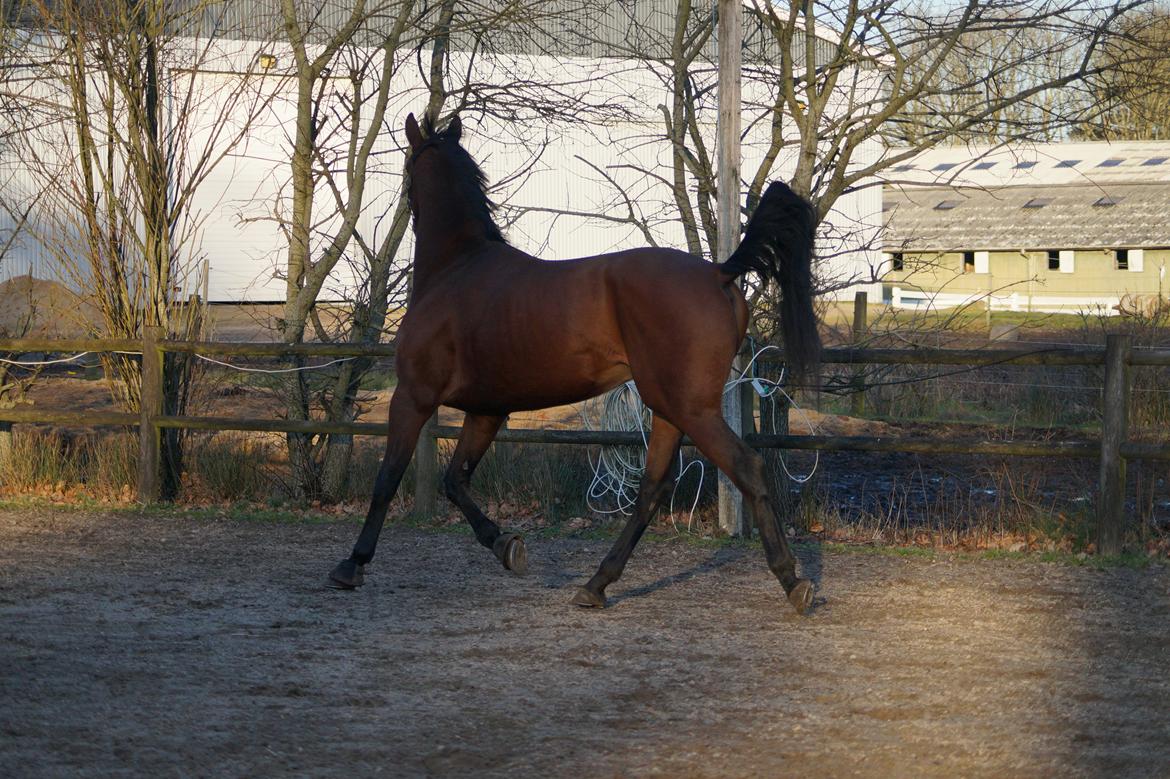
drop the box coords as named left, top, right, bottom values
left=722, top=346, right=821, bottom=485
left=580, top=381, right=649, bottom=515
left=582, top=344, right=820, bottom=521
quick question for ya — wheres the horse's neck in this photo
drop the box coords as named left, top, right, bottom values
left=411, top=209, right=485, bottom=297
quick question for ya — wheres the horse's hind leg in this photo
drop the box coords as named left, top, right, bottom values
left=572, top=417, right=683, bottom=608
left=444, top=413, right=527, bottom=574
left=327, top=390, right=433, bottom=589
left=678, top=413, right=814, bottom=615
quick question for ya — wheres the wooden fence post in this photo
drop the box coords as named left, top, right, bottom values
left=851, top=291, right=868, bottom=417
left=739, top=378, right=756, bottom=539
left=136, top=326, right=165, bottom=503
left=1097, top=333, right=1131, bottom=556
left=719, top=353, right=751, bottom=537
left=715, top=0, right=746, bottom=538
left=413, top=410, right=439, bottom=518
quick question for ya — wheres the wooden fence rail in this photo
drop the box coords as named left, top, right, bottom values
left=1, top=330, right=1165, bottom=555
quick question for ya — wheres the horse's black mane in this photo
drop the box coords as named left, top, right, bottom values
left=421, top=115, right=507, bottom=245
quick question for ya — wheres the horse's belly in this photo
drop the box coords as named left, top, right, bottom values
left=444, top=360, right=632, bottom=414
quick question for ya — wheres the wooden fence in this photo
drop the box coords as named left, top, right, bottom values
left=2, top=326, right=1167, bottom=555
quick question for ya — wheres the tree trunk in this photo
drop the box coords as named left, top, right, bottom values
left=321, top=434, right=355, bottom=500
left=277, top=1, right=435, bottom=503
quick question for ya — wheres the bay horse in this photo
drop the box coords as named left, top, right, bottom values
left=328, top=113, right=821, bottom=614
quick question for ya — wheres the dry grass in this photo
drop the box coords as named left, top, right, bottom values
left=0, top=422, right=1166, bottom=559
left=0, top=429, right=135, bottom=502
left=181, top=431, right=276, bottom=503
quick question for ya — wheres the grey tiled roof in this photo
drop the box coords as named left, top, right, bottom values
left=885, top=140, right=1170, bottom=188
left=883, top=182, right=1170, bottom=251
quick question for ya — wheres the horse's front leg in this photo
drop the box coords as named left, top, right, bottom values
left=327, top=389, right=433, bottom=589
left=443, top=413, right=527, bottom=574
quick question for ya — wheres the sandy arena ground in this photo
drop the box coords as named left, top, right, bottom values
left=2, top=507, right=1169, bottom=778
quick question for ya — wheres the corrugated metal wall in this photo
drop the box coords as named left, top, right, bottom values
left=1, top=2, right=877, bottom=301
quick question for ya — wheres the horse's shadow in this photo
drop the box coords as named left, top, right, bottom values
left=545, top=538, right=825, bottom=609
left=607, top=545, right=751, bottom=605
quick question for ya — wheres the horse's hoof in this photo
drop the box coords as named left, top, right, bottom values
left=787, top=579, right=814, bottom=615
left=326, top=559, right=365, bottom=589
left=571, top=587, right=606, bottom=608
left=493, top=533, right=528, bottom=575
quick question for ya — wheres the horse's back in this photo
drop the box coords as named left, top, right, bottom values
left=498, top=245, right=746, bottom=359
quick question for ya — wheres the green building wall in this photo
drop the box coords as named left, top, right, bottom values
left=883, top=248, right=1170, bottom=307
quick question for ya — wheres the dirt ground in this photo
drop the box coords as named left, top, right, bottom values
left=2, top=508, right=1169, bottom=778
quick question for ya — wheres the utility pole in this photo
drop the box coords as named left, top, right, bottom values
left=716, top=0, right=748, bottom=537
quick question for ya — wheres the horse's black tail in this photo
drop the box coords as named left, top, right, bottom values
left=719, top=180, right=821, bottom=385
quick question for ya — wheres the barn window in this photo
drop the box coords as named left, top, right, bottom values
left=1098, top=158, right=1124, bottom=167
left=973, top=161, right=997, bottom=170
left=1116, top=249, right=1129, bottom=270
left=1143, top=157, right=1168, bottom=166
left=963, top=251, right=976, bottom=273
left=1055, top=159, right=1080, bottom=168
left=932, top=163, right=958, bottom=171
left=890, top=252, right=904, bottom=271
left=1047, top=250, right=1060, bottom=270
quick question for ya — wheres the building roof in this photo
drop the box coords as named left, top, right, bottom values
left=885, top=140, right=1170, bottom=188
left=883, top=141, right=1170, bottom=252
left=884, top=181, right=1170, bottom=252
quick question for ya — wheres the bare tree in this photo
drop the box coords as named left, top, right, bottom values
left=1075, top=3, right=1170, bottom=140
left=749, top=0, right=1147, bottom=212
left=886, top=15, right=1087, bottom=145
left=266, top=0, right=631, bottom=502
left=553, top=0, right=1157, bottom=347
left=6, top=0, right=274, bottom=495
left=249, top=0, right=475, bottom=501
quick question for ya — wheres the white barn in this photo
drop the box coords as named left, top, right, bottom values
left=0, top=2, right=882, bottom=304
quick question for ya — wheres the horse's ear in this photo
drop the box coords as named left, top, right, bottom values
left=447, top=114, right=462, bottom=142
left=404, top=113, right=423, bottom=151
